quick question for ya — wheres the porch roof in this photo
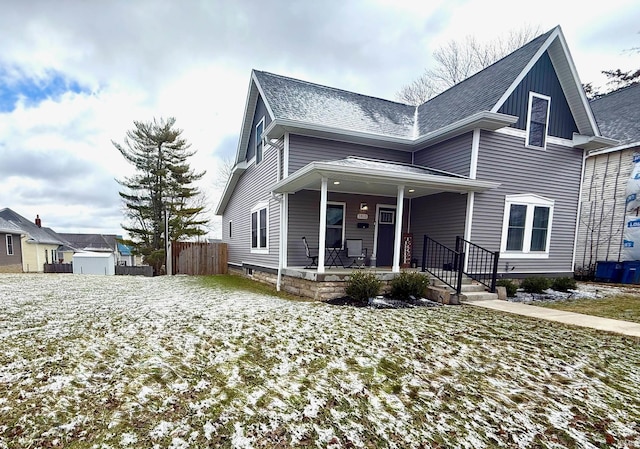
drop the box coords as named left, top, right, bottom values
left=270, top=157, right=500, bottom=198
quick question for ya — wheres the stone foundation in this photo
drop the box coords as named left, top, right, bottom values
left=234, top=264, right=395, bottom=301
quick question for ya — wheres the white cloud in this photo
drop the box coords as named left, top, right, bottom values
left=0, top=0, right=637, bottom=237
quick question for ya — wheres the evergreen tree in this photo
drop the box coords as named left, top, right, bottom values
left=113, top=117, right=208, bottom=273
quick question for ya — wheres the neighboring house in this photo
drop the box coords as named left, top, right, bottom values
left=216, top=26, right=616, bottom=299
left=0, top=208, right=67, bottom=272
left=0, top=216, right=23, bottom=273
left=575, top=83, right=640, bottom=275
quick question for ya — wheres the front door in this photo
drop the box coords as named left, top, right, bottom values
left=375, top=207, right=396, bottom=267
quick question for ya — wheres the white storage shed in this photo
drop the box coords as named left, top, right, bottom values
left=72, top=251, right=115, bottom=275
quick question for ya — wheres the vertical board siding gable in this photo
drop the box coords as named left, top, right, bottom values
left=287, top=135, right=411, bottom=174
left=498, top=52, right=578, bottom=140
left=472, top=131, right=582, bottom=273
left=245, top=95, right=272, bottom=162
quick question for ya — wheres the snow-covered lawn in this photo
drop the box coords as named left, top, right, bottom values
left=0, top=273, right=638, bottom=449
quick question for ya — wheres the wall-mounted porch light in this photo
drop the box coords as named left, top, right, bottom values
left=359, top=202, right=368, bottom=211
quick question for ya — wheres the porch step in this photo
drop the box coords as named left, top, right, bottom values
left=459, top=291, right=499, bottom=301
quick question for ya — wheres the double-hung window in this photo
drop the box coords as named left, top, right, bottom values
left=326, top=202, right=346, bottom=249
left=6, top=235, right=13, bottom=256
left=251, top=202, right=268, bottom=253
left=500, top=194, right=554, bottom=258
left=525, top=92, right=551, bottom=149
left=255, top=118, right=264, bottom=165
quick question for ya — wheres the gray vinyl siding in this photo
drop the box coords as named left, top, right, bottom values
left=498, top=52, right=578, bottom=140
left=287, top=190, right=409, bottom=267
left=413, top=133, right=473, bottom=176
left=409, top=193, right=468, bottom=264
left=471, top=131, right=583, bottom=274
left=223, top=137, right=282, bottom=268
left=575, top=148, right=635, bottom=269
left=245, top=96, right=272, bottom=162
left=0, top=233, right=21, bottom=265
left=288, top=134, right=411, bottom=174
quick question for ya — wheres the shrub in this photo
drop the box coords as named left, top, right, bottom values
left=521, top=276, right=551, bottom=294
left=390, top=271, right=430, bottom=300
left=551, top=277, right=577, bottom=292
left=345, top=271, right=382, bottom=304
left=496, top=279, right=518, bottom=297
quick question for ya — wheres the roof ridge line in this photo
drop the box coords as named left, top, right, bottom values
left=255, top=70, right=412, bottom=107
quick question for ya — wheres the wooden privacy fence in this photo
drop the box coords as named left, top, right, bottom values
left=171, top=242, right=227, bottom=275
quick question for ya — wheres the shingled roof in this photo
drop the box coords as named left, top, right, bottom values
left=590, top=83, right=640, bottom=145
left=253, top=28, right=555, bottom=141
left=416, top=29, right=553, bottom=135
left=0, top=208, right=65, bottom=245
left=254, top=71, right=416, bottom=138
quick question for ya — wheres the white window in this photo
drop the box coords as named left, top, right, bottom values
left=326, top=202, right=346, bottom=249
left=228, top=220, right=232, bottom=239
left=6, top=235, right=13, bottom=256
left=500, top=194, right=554, bottom=258
left=255, top=118, right=264, bottom=165
left=525, top=92, right=551, bottom=149
left=251, top=202, right=268, bottom=253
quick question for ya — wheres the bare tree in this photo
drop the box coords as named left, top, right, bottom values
left=214, top=155, right=235, bottom=190
left=396, top=25, right=542, bottom=106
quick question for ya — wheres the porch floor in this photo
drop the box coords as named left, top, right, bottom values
left=282, top=266, right=420, bottom=282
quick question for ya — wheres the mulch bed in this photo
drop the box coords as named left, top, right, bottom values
left=325, top=295, right=442, bottom=308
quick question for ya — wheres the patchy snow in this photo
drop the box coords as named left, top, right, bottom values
left=510, top=281, right=640, bottom=303
left=0, top=273, right=638, bottom=448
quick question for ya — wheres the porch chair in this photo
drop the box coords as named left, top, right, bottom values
left=346, top=239, right=367, bottom=268
left=302, top=237, right=318, bottom=268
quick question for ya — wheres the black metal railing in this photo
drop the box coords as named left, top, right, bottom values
left=456, top=236, right=499, bottom=292
left=422, top=235, right=464, bottom=295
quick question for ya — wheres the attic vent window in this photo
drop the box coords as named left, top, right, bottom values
left=525, top=92, right=551, bottom=149
left=255, top=118, right=264, bottom=165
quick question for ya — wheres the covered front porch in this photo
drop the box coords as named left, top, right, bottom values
left=271, top=157, right=500, bottom=285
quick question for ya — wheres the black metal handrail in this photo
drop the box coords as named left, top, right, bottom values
left=422, top=235, right=464, bottom=295
left=456, top=236, right=499, bottom=292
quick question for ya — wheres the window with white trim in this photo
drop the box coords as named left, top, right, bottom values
left=500, top=194, right=554, bottom=258
left=525, top=92, right=551, bottom=149
left=6, top=235, right=13, bottom=255
left=326, top=202, right=346, bottom=249
left=255, top=118, right=264, bottom=165
left=251, top=203, right=268, bottom=253
left=228, top=220, right=232, bottom=239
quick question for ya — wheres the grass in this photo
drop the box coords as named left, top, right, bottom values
left=0, top=273, right=639, bottom=448
left=540, top=294, right=640, bottom=323
left=198, top=274, right=306, bottom=301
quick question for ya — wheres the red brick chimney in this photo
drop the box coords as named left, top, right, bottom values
left=35, top=215, right=41, bottom=228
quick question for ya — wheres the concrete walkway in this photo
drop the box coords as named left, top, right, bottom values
left=462, top=299, right=640, bottom=338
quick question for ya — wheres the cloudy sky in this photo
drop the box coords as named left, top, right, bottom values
left=1, top=0, right=638, bottom=238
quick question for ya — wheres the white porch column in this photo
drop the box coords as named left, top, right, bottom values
left=318, top=177, right=328, bottom=273
left=392, top=185, right=404, bottom=272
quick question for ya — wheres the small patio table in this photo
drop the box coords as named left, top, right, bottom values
left=325, top=247, right=344, bottom=268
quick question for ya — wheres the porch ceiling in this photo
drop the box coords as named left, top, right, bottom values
left=270, top=158, right=500, bottom=198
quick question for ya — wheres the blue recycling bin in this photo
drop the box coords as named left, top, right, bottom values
left=594, top=261, right=623, bottom=283
left=621, top=261, right=640, bottom=284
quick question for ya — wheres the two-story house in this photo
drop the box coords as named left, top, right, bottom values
left=216, top=26, right=616, bottom=300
